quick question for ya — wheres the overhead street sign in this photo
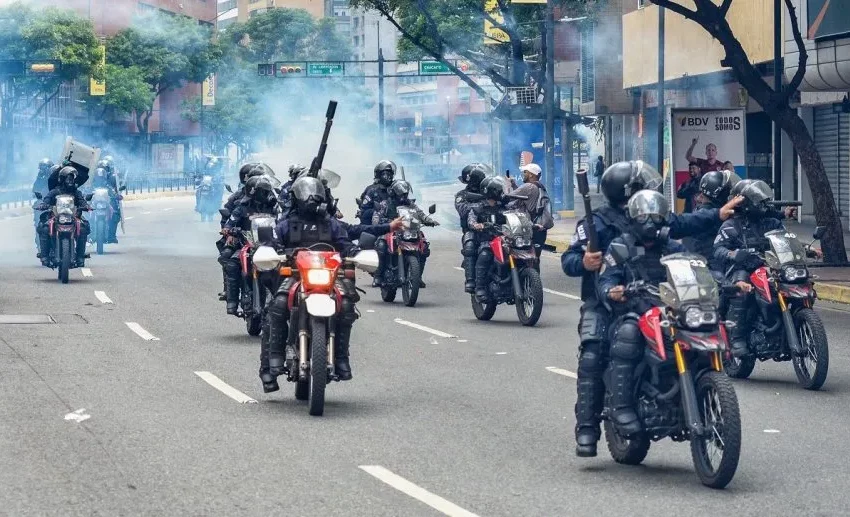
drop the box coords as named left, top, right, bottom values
left=307, top=63, right=344, bottom=76
left=419, top=61, right=452, bottom=75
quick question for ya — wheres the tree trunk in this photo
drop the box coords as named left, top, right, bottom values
left=774, top=106, right=848, bottom=262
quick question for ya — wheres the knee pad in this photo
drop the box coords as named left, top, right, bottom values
left=340, top=298, right=358, bottom=324
left=579, top=305, right=609, bottom=346
left=224, top=258, right=240, bottom=277
left=217, top=248, right=234, bottom=267
left=422, top=240, right=431, bottom=257
left=462, top=240, right=477, bottom=257
left=578, top=343, right=605, bottom=377
left=268, top=294, right=289, bottom=319
left=375, top=239, right=388, bottom=254
left=610, top=320, right=643, bottom=362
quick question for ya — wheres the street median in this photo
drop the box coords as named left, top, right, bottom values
left=815, top=282, right=850, bottom=304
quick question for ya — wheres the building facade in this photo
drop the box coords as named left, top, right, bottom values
left=238, top=0, right=325, bottom=21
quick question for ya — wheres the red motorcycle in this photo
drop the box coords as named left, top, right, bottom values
left=722, top=228, right=829, bottom=390
left=378, top=204, right=436, bottom=307
left=603, top=245, right=741, bottom=489
left=234, top=214, right=277, bottom=336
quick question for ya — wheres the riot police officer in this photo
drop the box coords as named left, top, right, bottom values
left=456, top=163, right=489, bottom=292
left=35, top=166, right=90, bottom=268
left=358, top=160, right=396, bottom=224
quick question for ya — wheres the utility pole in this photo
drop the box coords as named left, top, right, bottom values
left=657, top=6, right=665, bottom=177
left=544, top=0, right=556, bottom=205
left=378, top=48, right=385, bottom=149
left=565, top=86, right=574, bottom=211
left=773, top=0, right=782, bottom=198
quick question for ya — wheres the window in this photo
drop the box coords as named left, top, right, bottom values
left=637, top=0, right=647, bottom=7
left=580, top=24, right=595, bottom=103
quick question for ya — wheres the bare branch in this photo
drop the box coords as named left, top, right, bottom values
left=649, top=0, right=701, bottom=23
left=719, top=0, right=734, bottom=17
left=780, top=0, right=807, bottom=104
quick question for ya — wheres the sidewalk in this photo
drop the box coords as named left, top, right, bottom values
left=545, top=210, right=850, bottom=304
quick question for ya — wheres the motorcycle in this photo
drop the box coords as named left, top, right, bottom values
left=252, top=240, right=377, bottom=416
left=197, top=175, right=218, bottom=222
left=603, top=245, right=742, bottom=489
left=89, top=187, right=112, bottom=255
left=721, top=227, right=829, bottom=390
left=34, top=192, right=86, bottom=284
left=471, top=209, right=544, bottom=326
left=236, top=213, right=277, bottom=336
left=378, top=204, right=436, bottom=307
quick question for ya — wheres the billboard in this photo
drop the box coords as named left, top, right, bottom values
left=671, top=108, right=746, bottom=213
left=202, top=74, right=216, bottom=106
left=807, top=0, right=850, bottom=40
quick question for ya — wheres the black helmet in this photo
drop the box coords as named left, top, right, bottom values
left=390, top=180, right=412, bottom=203
left=290, top=176, right=327, bottom=217
left=600, top=161, right=663, bottom=205
left=238, top=162, right=259, bottom=184
left=739, top=180, right=773, bottom=218
left=58, top=166, right=78, bottom=190
left=374, top=160, right=397, bottom=186
left=245, top=175, right=278, bottom=208
left=700, top=169, right=741, bottom=203
left=730, top=178, right=754, bottom=198
left=38, top=158, right=53, bottom=174
left=481, top=176, right=508, bottom=201
left=461, top=163, right=490, bottom=192
left=627, top=190, right=670, bottom=243
left=287, top=163, right=306, bottom=180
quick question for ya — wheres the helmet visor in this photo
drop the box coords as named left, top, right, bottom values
left=291, top=177, right=325, bottom=202
left=631, top=161, right=663, bottom=191
left=628, top=190, right=670, bottom=220
left=741, top=180, right=773, bottom=204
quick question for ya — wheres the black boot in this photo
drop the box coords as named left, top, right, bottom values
left=726, top=296, right=751, bottom=358
left=75, top=243, right=86, bottom=268
left=259, top=318, right=279, bottom=393
left=575, top=378, right=603, bottom=457
left=609, top=362, right=641, bottom=437
left=474, top=260, right=490, bottom=302
left=225, top=275, right=240, bottom=315
left=462, top=255, right=475, bottom=293
left=335, top=325, right=353, bottom=381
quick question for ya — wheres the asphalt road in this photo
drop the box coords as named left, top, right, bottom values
left=2, top=195, right=850, bottom=516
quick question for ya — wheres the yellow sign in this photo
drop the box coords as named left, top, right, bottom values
left=202, top=74, right=216, bottom=106
left=511, top=0, right=546, bottom=3
left=484, top=0, right=509, bottom=44
left=90, top=45, right=106, bottom=96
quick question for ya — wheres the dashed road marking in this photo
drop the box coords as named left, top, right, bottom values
left=64, top=408, right=91, bottom=423
left=125, top=322, right=160, bottom=341
left=453, top=267, right=464, bottom=271
left=94, top=291, right=113, bottom=304
left=764, top=429, right=781, bottom=434
left=394, top=318, right=457, bottom=338
left=142, top=211, right=152, bottom=215
left=80, top=268, right=93, bottom=277
left=543, top=288, right=581, bottom=300
left=546, top=366, right=578, bottom=379
left=496, top=352, right=507, bottom=355
left=163, top=208, right=173, bottom=211
left=359, top=465, right=480, bottom=517
left=125, top=216, right=134, bottom=220
left=194, top=371, right=257, bottom=404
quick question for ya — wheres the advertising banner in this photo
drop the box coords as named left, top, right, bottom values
left=671, top=108, right=746, bottom=213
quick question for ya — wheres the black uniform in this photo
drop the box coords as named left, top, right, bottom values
left=455, top=187, right=482, bottom=290
left=221, top=198, right=278, bottom=314
left=468, top=201, right=509, bottom=298
left=373, top=198, right=435, bottom=284
left=358, top=182, right=389, bottom=225
left=36, top=188, right=90, bottom=266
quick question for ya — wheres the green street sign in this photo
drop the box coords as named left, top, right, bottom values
left=419, top=61, right=452, bottom=75
left=307, top=63, right=344, bottom=76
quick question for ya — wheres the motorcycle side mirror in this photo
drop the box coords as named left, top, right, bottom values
left=32, top=191, right=43, bottom=199
left=225, top=184, right=233, bottom=193
left=118, top=185, right=127, bottom=192
left=428, top=204, right=436, bottom=215
left=358, top=232, right=377, bottom=250
left=85, top=193, right=94, bottom=201
left=608, top=242, right=631, bottom=266
left=813, top=226, right=826, bottom=240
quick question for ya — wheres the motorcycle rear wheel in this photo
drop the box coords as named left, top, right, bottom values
left=603, top=420, right=650, bottom=466
left=471, top=294, right=497, bottom=321
left=381, top=285, right=397, bottom=302
left=59, top=238, right=71, bottom=284
left=515, top=267, right=543, bottom=326
left=690, top=371, right=741, bottom=489
left=308, top=317, right=328, bottom=416
left=402, top=254, right=421, bottom=307
left=96, top=219, right=106, bottom=255
left=792, top=308, right=829, bottom=390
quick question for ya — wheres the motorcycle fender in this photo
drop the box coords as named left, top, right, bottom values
left=750, top=267, right=772, bottom=303
left=398, top=241, right=419, bottom=252
left=239, top=244, right=252, bottom=275
left=639, top=307, right=666, bottom=360
left=510, top=249, right=536, bottom=261
left=675, top=329, right=722, bottom=353
left=385, top=233, right=395, bottom=254
left=287, top=281, right=302, bottom=310
left=305, top=294, right=336, bottom=317
left=780, top=283, right=812, bottom=299
left=490, top=237, right=505, bottom=264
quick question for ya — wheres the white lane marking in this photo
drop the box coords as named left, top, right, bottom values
left=64, top=408, right=91, bottom=423
left=764, top=429, right=781, bottom=434
left=163, top=208, right=173, bottom=211
left=125, top=322, right=160, bottom=341
left=142, top=211, right=152, bottom=215
left=359, top=465, right=480, bottom=517
left=367, top=309, right=376, bottom=313
left=194, top=371, right=257, bottom=404
left=125, top=216, right=134, bottom=220
left=94, top=291, right=113, bottom=304
left=453, top=266, right=464, bottom=271
left=457, top=339, right=468, bottom=343
left=80, top=268, right=93, bottom=277
left=496, top=352, right=507, bottom=355
left=546, top=366, right=578, bottom=379
left=543, top=288, right=581, bottom=300
left=394, top=318, right=457, bottom=338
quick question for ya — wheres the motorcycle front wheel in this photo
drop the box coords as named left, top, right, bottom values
left=401, top=254, right=421, bottom=307
left=308, top=317, right=328, bottom=416
left=471, top=294, right=497, bottom=321
left=690, top=371, right=741, bottom=489
left=515, top=267, right=543, bottom=326
left=96, top=217, right=106, bottom=255
left=603, top=420, right=650, bottom=465
left=792, top=308, right=829, bottom=390
left=59, top=238, right=71, bottom=284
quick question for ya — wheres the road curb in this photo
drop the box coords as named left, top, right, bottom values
left=545, top=235, right=571, bottom=253
left=815, top=282, right=850, bottom=304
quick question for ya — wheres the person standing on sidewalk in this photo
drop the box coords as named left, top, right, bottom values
left=594, top=156, right=605, bottom=193
left=509, top=163, right=553, bottom=268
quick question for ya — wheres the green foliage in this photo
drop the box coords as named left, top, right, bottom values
left=98, top=65, right=155, bottom=120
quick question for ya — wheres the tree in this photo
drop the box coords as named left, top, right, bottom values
left=349, top=0, right=596, bottom=102
left=93, top=65, right=155, bottom=123
left=182, top=84, right=266, bottom=157
left=0, top=3, right=102, bottom=119
left=648, top=0, right=846, bottom=262
left=227, top=8, right=317, bottom=62
left=107, top=11, right=223, bottom=135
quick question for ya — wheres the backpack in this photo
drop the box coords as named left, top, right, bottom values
left=533, top=182, right=554, bottom=230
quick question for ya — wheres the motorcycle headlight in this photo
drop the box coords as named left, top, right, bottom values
left=512, top=236, right=530, bottom=248
left=58, top=214, right=73, bottom=224
left=306, top=269, right=333, bottom=287
left=782, top=265, right=808, bottom=282
left=684, top=307, right=717, bottom=329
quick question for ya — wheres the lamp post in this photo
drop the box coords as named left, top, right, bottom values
left=773, top=0, right=782, bottom=198
left=657, top=5, right=665, bottom=176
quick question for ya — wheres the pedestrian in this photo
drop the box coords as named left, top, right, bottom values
left=676, top=162, right=702, bottom=213
left=509, top=163, right=553, bottom=269
left=594, top=156, right=605, bottom=193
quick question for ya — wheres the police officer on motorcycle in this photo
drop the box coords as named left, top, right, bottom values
left=456, top=163, right=489, bottom=293
left=261, top=176, right=391, bottom=392
left=36, top=166, right=90, bottom=268
left=561, top=161, right=742, bottom=458
left=32, top=158, right=54, bottom=246
left=358, top=160, right=396, bottom=224
left=469, top=176, right=512, bottom=302
left=598, top=190, right=686, bottom=438
left=280, top=164, right=307, bottom=213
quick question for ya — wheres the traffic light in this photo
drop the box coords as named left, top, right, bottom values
left=274, top=62, right=305, bottom=78
left=28, top=63, right=57, bottom=74
left=258, top=63, right=274, bottom=76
